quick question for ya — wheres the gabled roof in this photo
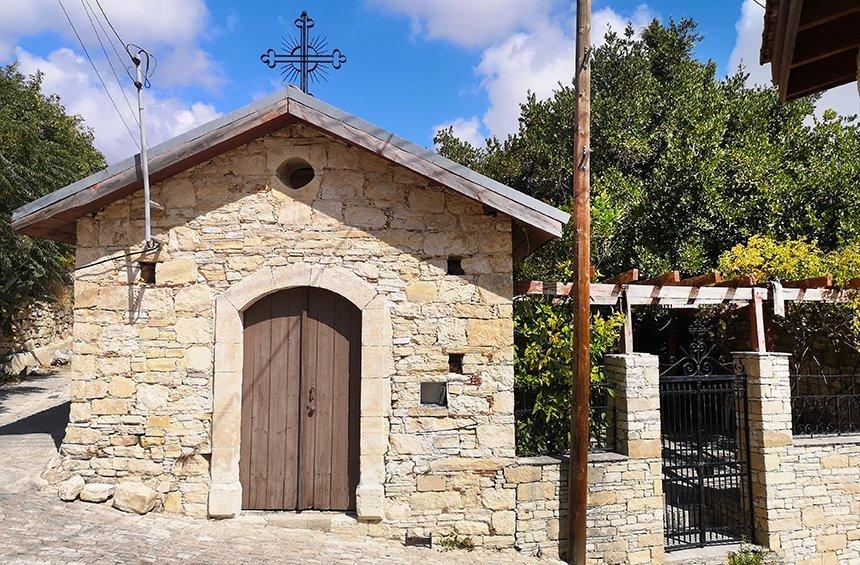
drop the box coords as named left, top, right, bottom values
left=11, top=86, right=569, bottom=258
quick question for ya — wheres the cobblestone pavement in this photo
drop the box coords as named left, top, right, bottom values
left=0, top=371, right=554, bottom=564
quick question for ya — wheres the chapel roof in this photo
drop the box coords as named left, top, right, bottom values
left=11, top=86, right=568, bottom=259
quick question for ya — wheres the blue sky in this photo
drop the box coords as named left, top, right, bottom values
left=1, top=1, right=854, bottom=162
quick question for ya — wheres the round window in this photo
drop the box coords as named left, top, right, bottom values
left=276, top=158, right=315, bottom=190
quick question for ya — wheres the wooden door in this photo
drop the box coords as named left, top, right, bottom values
left=240, top=287, right=360, bottom=511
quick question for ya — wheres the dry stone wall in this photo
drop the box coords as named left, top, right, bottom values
left=0, top=284, right=72, bottom=357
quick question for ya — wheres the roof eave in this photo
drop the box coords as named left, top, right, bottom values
left=11, top=87, right=568, bottom=245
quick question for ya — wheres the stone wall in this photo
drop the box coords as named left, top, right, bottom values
left=511, top=453, right=663, bottom=563
left=508, top=354, right=665, bottom=563
left=737, top=352, right=860, bottom=563
left=62, top=123, right=517, bottom=537
left=0, top=284, right=72, bottom=357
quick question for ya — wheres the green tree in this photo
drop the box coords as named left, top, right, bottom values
left=0, top=63, right=104, bottom=327
left=436, top=19, right=860, bottom=281
left=436, top=18, right=860, bottom=454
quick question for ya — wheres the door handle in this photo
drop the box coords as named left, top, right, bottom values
left=307, top=386, right=315, bottom=416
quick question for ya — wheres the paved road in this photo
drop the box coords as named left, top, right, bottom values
left=0, top=371, right=68, bottom=496
left=0, top=371, right=549, bottom=564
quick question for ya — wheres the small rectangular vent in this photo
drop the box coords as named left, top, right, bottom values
left=447, top=257, right=465, bottom=275
left=448, top=353, right=464, bottom=374
left=139, top=261, right=156, bottom=284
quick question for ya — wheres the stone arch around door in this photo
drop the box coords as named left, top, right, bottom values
left=208, top=264, right=391, bottom=521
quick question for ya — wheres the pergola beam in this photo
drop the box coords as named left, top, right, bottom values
left=716, top=275, right=757, bottom=288
left=600, top=269, right=639, bottom=285
left=516, top=281, right=855, bottom=306
left=679, top=270, right=722, bottom=286
left=637, top=271, right=680, bottom=286
left=782, top=274, right=833, bottom=289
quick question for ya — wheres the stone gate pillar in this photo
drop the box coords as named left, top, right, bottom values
left=605, top=353, right=662, bottom=459
left=733, top=352, right=793, bottom=549
left=601, top=353, right=664, bottom=563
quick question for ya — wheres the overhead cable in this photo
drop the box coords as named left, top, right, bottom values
left=80, top=0, right=139, bottom=128
left=56, top=0, right=140, bottom=149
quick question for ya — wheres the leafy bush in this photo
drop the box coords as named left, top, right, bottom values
left=718, top=236, right=860, bottom=370
left=718, top=235, right=860, bottom=286
left=726, top=544, right=769, bottom=565
left=514, top=298, right=623, bottom=455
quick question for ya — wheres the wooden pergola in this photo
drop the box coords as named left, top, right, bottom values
left=515, top=269, right=860, bottom=354
left=760, top=0, right=860, bottom=101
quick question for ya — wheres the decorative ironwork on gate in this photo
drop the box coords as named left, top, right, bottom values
left=659, top=343, right=754, bottom=551
left=791, top=373, right=860, bottom=437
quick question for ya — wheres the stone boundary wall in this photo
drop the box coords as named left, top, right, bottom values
left=0, top=285, right=72, bottom=358
left=738, top=352, right=860, bottom=563
left=511, top=453, right=663, bottom=563
left=509, top=353, right=665, bottom=563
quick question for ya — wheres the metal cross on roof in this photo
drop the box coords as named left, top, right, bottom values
left=260, top=11, right=347, bottom=94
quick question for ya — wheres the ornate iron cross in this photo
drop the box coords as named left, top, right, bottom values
left=260, top=11, right=347, bottom=94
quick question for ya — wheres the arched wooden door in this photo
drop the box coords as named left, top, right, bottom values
left=240, top=287, right=361, bottom=511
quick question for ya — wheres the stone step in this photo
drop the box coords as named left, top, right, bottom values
left=239, top=511, right=361, bottom=534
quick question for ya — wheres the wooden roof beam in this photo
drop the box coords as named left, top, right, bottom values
left=782, top=275, right=834, bottom=289
left=637, top=271, right=680, bottom=286
left=845, top=278, right=860, bottom=289
left=798, top=0, right=860, bottom=31
left=600, top=269, right=639, bottom=285
left=791, top=12, right=860, bottom=68
left=785, top=49, right=857, bottom=100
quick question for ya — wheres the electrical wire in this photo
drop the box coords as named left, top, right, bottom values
left=94, top=0, right=130, bottom=56
left=72, top=240, right=161, bottom=272
left=56, top=0, right=140, bottom=149
left=89, top=0, right=129, bottom=67
left=80, top=0, right=139, bottom=128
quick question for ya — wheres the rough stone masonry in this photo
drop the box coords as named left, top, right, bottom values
left=56, top=119, right=668, bottom=562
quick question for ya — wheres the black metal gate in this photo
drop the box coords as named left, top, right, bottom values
left=659, top=346, right=754, bottom=551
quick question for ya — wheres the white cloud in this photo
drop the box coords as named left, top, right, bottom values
left=370, top=0, right=552, bottom=48
left=815, top=83, right=859, bottom=119
left=477, top=21, right=573, bottom=137
left=728, top=0, right=771, bottom=85
left=472, top=4, right=657, bottom=138
left=16, top=47, right=220, bottom=163
left=593, top=4, right=657, bottom=43
left=729, top=0, right=858, bottom=118
left=376, top=1, right=657, bottom=140
left=433, top=116, right=485, bottom=147
left=0, top=0, right=223, bottom=90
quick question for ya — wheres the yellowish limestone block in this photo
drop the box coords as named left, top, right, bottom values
left=405, top=281, right=438, bottom=302
left=466, top=318, right=512, bottom=347
left=156, top=260, right=199, bottom=285
left=108, top=377, right=136, bottom=398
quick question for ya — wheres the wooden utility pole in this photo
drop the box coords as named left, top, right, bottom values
left=568, top=0, right=591, bottom=563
